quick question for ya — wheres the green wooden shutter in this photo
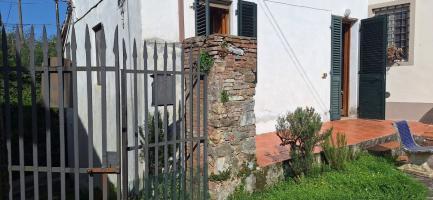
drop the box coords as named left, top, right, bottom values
left=238, top=0, right=257, bottom=37
left=330, top=15, right=342, bottom=121
left=195, top=0, right=207, bottom=36
left=358, top=16, right=388, bottom=119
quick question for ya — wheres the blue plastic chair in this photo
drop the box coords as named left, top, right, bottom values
left=393, top=120, right=433, bottom=153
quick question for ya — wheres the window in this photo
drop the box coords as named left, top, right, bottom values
left=373, top=3, right=410, bottom=61
left=93, top=23, right=103, bottom=85
left=194, top=0, right=257, bottom=37
left=195, top=0, right=231, bottom=36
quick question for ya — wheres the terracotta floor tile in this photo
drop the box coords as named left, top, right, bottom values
left=256, top=119, right=433, bottom=167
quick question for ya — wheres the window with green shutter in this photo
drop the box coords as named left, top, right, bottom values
left=330, top=15, right=342, bottom=121
left=238, top=0, right=257, bottom=37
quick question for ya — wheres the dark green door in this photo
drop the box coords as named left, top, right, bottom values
left=358, top=16, right=388, bottom=119
left=330, top=15, right=342, bottom=121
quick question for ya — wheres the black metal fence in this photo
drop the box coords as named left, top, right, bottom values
left=0, top=23, right=208, bottom=200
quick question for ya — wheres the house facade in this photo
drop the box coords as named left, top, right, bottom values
left=369, top=0, right=433, bottom=123
left=64, top=0, right=397, bottom=193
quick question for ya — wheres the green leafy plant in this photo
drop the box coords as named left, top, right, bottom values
left=139, top=112, right=173, bottom=175
left=209, top=169, right=231, bottom=182
left=199, top=51, right=214, bottom=74
left=229, top=154, right=428, bottom=200
left=275, top=107, right=331, bottom=180
left=220, top=90, right=229, bottom=103
left=323, top=132, right=350, bottom=170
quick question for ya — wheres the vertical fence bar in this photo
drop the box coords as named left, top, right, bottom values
left=84, top=25, right=94, bottom=200
left=153, top=41, right=159, bottom=199
left=2, top=25, right=13, bottom=200
left=15, top=26, right=26, bottom=200
left=113, top=26, right=121, bottom=200
left=171, top=43, right=177, bottom=199
left=56, top=25, right=66, bottom=200
left=180, top=48, right=185, bottom=200
left=121, top=39, right=128, bottom=200
left=99, top=27, right=108, bottom=200
left=132, top=40, right=138, bottom=198
left=142, top=41, right=150, bottom=199
left=188, top=48, right=194, bottom=198
left=195, top=51, right=201, bottom=200
left=42, top=26, right=53, bottom=200
left=162, top=42, right=168, bottom=200
left=205, top=0, right=210, bottom=36
left=203, top=75, right=208, bottom=200
left=29, top=26, right=39, bottom=200
left=70, top=26, right=80, bottom=200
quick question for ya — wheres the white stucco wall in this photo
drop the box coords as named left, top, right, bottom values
left=253, top=0, right=368, bottom=134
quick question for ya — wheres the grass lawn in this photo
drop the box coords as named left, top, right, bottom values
left=230, top=154, right=428, bottom=200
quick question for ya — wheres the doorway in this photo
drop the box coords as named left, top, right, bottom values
left=210, top=6, right=230, bottom=34
left=341, top=21, right=351, bottom=117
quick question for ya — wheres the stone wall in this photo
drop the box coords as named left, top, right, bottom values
left=183, top=34, right=258, bottom=200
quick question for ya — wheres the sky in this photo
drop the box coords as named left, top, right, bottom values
left=0, top=0, right=68, bottom=38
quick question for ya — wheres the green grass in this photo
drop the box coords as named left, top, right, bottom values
left=230, top=154, right=428, bottom=200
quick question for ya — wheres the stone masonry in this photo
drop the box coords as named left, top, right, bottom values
left=183, top=34, right=258, bottom=200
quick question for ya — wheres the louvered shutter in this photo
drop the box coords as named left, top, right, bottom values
left=195, top=0, right=207, bottom=36
left=330, top=15, right=342, bottom=121
left=238, top=0, right=257, bottom=37
left=358, top=16, right=388, bottom=119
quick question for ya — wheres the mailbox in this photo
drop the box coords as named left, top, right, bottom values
left=151, top=74, right=175, bottom=106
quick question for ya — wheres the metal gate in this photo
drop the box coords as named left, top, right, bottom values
left=0, top=24, right=208, bottom=200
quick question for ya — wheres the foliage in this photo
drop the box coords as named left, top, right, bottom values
left=139, top=112, right=173, bottom=175
left=275, top=107, right=331, bottom=180
left=323, top=132, right=350, bottom=170
left=209, top=169, right=231, bottom=182
left=220, top=90, right=229, bottom=103
left=199, top=51, right=213, bottom=74
left=387, top=46, right=405, bottom=65
left=0, top=29, right=58, bottom=106
left=229, top=154, right=428, bottom=200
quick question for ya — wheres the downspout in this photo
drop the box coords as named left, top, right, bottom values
left=178, top=0, right=185, bottom=41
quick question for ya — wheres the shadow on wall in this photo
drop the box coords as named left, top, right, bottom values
left=420, top=107, right=433, bottom=125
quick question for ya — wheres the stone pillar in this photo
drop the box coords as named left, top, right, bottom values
left=183, top=34, right=257, bottom=200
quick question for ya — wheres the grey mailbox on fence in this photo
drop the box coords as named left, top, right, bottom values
left=151, top=74, right=175, bottom=106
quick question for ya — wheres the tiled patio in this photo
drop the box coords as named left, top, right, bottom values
left=256, top=119, right=433, bottom=167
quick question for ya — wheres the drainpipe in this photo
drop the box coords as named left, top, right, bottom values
left=178, top=0, right=185, bottom=41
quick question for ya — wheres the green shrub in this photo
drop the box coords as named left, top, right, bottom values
left=323, top=132, right=350, bottom=170
left=229, top=154, right=428, bottom=200
left=275, top=107, right=331, bottom=180
left=199, top=51, right=214, bottom=73
left=220, top=90, right=229, bottom=103
left=209, top=169, right=231, bottom=182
